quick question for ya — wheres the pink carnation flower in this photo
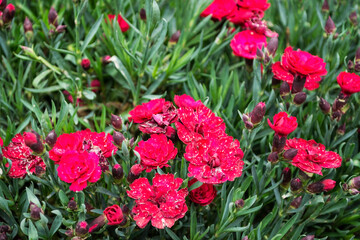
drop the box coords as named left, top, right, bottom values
left=230, top=30, right=267, bottom=59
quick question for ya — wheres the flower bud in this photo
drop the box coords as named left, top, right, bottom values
left=242, top=114, right=253, bottom=129
left=127, top=164, right=143, bottom=183
left=324, top=16, right=336, bottom=35
left=0, top=0, right=6, bottom=11
left=0, top=225, right=10, bottom=233
left=21, top=46, right=38, bottom=59
left=280, top=81, right=290, bottom=97
left=113, top=131, right=125, bottom=147
left=249, top=102, right=266, bottom=125
left=307, top=182, right=323, bottom=194
left=293, top=92, right=307, bottom=105
left=24, top=131, right=44, bottom=155
left=348, top=60, right=354, bottom=71
left=281, top=167, right=291, bottom=188
left=65, top=228, right=73, bottom=237
left=29, top=202, right=43, bottom=221
left=35, top=166, right=46, bottom=178
left=267, top=152, right=279, bottom=163
left=88, top=214, right=107, bottom=233
left=350, top=11, right=358, bottom=25
left=242, top=237, right=249, bottom=240
left=267, top=37, right=278, bottom=57
left=55, top=24, right=67, bottom=33
left=321, top=0, right=329, bottom=11
left=356, top=47, right=360, bottom=64
left=290, top=178, right=302, bottom=192
left=337, top=123, right=346, bottom=135
left=45, top=130, right=57, bottom=148
left=291, top=75, right=306, bottom=94
left=256, top=48, right=264, bottom=60
left=128, top=137, right=135, bottom=148
left=349, top=176, right=360, bottom=189
left=322, top=179, right=336, bottom=191
left=23, top=17, right=33, bottom=41
left=111, top=114, right=122, bottom=130
left=290, top=196, right=302, bottom=209
left=48, top=7, right=58, bottom=27
left=272, top=134, right=286, bottom=153
left=349, top=188, right=360, bottom=195
left=101, top=55, right=111, bottom=65
left=283, top=148, right=298, bottom=161
left=301, top=235, right=315, bottom=240
left=67, top=198, right=78, bottom=211
left=121, top=205, right=130, bottom=215
left=319, top=98, right=330, bottom=114
left=90, top=79, right=100, bottom=93
left=355, top=62, right=360, bottom=72
left=81, top=58, right=91, bottom=71
left=169, top=30, right=181, bottom=44
left=112, top=164, right=124, bottom=180
left=140, top=8, right=146, bottom=21
left=235, top=199, right=245, bottom=208
left=75, top=221, right=89, bottom=237
left=3, top=4, right=15, bottom=25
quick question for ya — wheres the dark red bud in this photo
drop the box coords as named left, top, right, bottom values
left=290, top=178, right=302, bottom=192
left=140, top=8, right=146, bottom=21
left=128, top=137, right=134, bottom=148
left=101, top=55, right=111, bottom=65
left=350, top=11, right=358, bottom=25
left=68, top=199, right=78, bottom=211
left=272, top=134, right=286, bottom=153
left=45, top=130, right=57, bottom=148
left=280, top=81, right=290, bottom=97
left=325, top=16, right=336, bottom=34
left=112, top=164, right=124, bottom=180
left=35, top=166, right=46, bottom=178
left=81, top=58, right=91, bottom=70
left=349, top=176, right=360, bottom=189
left=301, top=235, right=315, bottom=240
left=307, top=182, right=324, bottom=194
left=267, top=152, right=279, bottom=163
left=23, top=17, right=33, bottom=33
left=249, top=102, right=266, bottom=125
left=3, top=4, right=15, bottom=24
left=356, top=47, right=360, bottom=64
left=88, top=215, right=107, bottom=233
left=0, top=0, right=7, bottom=11
left=355, top=62, right=360, bottom=72
left=30, top=202, right=43, bottom=221
left=235, top=199, right=245, bottom=208
left=291, top=76, right=306, bottom=94
left=267, top=37, right=278, bottom=57
left=283, top=148, right=298, bottom=160
left=121, top=205, right=130, bottom=215
left=337, top=123, right=346, bottom=135
left=169, top=30, right=181, bottom=44
left=65, top=228, right=73, bottom=237
left=113, top=131, right=125, bottom=147
left=293, top=92, right=307, bottom=105
left=24, top=132, right=37, bottom=147
left=290, top=196, right=302, bottom=209
left=111, top=114, right=122, bottom=130
left=24, top=131, right=44, bottom=154
left=256, top=48, right=264, bottom=60
left=56, top=25, right=67, bottom=33
left=348, top=60, right=354, bottom=71
left=75, top=221, right=89, bottom=237
left=242, top=114, right=253, bottom=129
left=0, top=225, right=10, bottom=233
left=48, top=7, right=58, bottom=27
left=321, top=0, right=329, bottom=11
left=281, top=167, right=292, bottom=187
left=349, top=188, right=360, bottom=195
left=319, top=98, right=330, bottom=114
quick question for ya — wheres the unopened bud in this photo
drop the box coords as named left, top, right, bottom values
left=101, top=55, right=111, bottom=65
left=283, top=148, right=298, bottom=160
left=307, top=182, right=323, bottom=194
left=349, top=176, right=360, bottom=189
left=249, top=102, right=266, bottom=125
left=281, top=167, right=292, bottom=188
left=348, top=60, right=354, bottom=71
left=0, top=0, right=6, bottom=11
left=0, top=225, right=10, bottom=233
left=319, top=98, right=330, bottom=114
left=272, top=134, right=286, bottom=153
left=349, top=188, right=360, bottom=195
left=30, top=202, right=43, bottom=221
left=140, top=8, right=146, bottom=21
left=290, top=196, right=302, bottom=209
left=112, top=164, right=124, bottom=180
left=356, top=47, right=360, bottom=64
left=256, top=48, right=264, bottom=60
left=121, top=205, right=130, bottom=215
left=21, top=46, right=37, bottom=59
left=169, top=30, right=181, bottom=44
left=280, top=81, right=290, bottom=97
left=235, top=199, right=245, bottom=208
left=242, top=114, right=253, bottom=129
left=24, top=131, right=44, bottom=155
left=290, top=178, right=302, bottom=192
left=45, top=130, right=57, bottom=148
left=293, top=92, right=307, bottom=105
left=111, top=114, right=122, bottom=130
left=301, top=235, right=315, bottom=240
left=113, top=131, right=125, bottom=147
left=322, top=179, right=336, bottom=192
left=68, top=198, right=77, bottom=211
left=325, top=16, right=336, bottom=35
left=23, top=17, right=33, bottom=40
left=291, top=75, right=306, bottom=94
left=321, top=0, right=329, bottom=11
left=3, top=4, right=15, bottom=24
left=267, top=37, right=278, bottom=57
left=127, top=164, right=143, bottom=183
left=267, top=152, right=279, bottom=163
left=56, top=25, right=67, bottom=33
left=65, top=228, right=73, bottom=237
left=350, top=11, right=358, bottom=25
left=355, top=62, right=360, bottom=72
left=35, top=166, right=46, bottom=177
left=128, top=137, right=135, bottom=148
left=75, top=221, right=89, bottom=237
left=88, top=214, right=107, bottom=233
left=81, top=58, right=91, bottom=70
left=337, top=123, right=346, bottom=135
left=48, top=7, right=58, bottom=27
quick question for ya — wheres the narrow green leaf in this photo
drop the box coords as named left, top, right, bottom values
left=81, top=14, right=104, bottom=53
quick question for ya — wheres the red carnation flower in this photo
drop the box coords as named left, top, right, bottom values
left=107, top=14, right=129, bottom=32
left=81, top=58, right=91, bottom=70
left=272, top=47, right=328, bottom=90
left=49, top=129, right=117, bottom=172
left=176, top=104, right=226, bottom=145
left=104, top=205, right=124, bottom=225
left=200, top=0, right=236, bottom=21
left=227, top=7, right=264, bottom=25
left=188, top=178, right=217, bottom=206
left=0, top=136, right=3, bottom=147
left=127, top=173, right=188, bottom=229
left=57, top=151, right=102, bottom=192
left=285, top=138, right=342, bottom=175
left=174, top=94, right=203, bottom=109
left=267, top=112, right=298, bottom=137
left=237, top=0, right=270, bottom=11
left=230, top=30, right=267, bottom=59
left=337, top=71, right=360, bottom=96
left=129, top=99, right=166, bottom=123
left=2, top=134, right=46, bottom=179
left=185, top=135, right=244, bottom=184
left=135, top=134, right=178, bottom=172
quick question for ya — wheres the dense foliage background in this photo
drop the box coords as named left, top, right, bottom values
left=0, top=0, right=360, bottom=239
